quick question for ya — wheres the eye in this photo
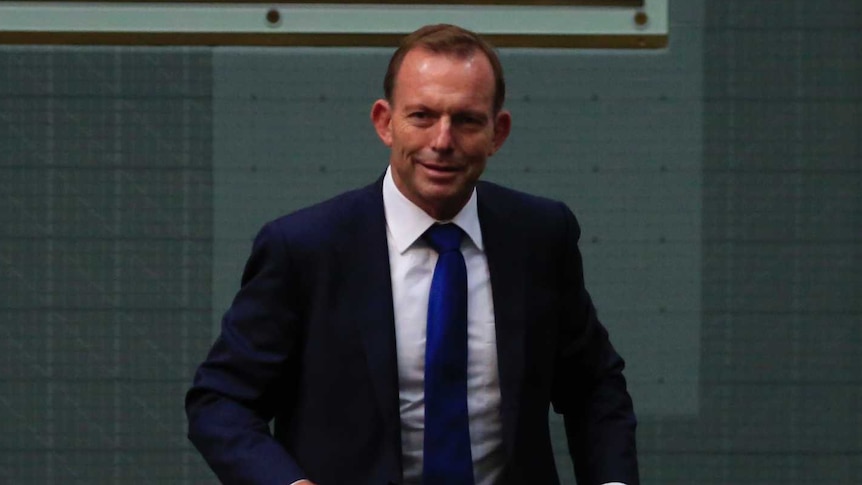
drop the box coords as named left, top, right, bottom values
left=453, top=114, right=485, bottom=127
left=407, top=111, right=436, bottom=127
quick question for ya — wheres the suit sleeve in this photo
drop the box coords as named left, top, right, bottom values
left=185, top=222, right=307, bottom=484
left=550, top=203, right=640, bottom=485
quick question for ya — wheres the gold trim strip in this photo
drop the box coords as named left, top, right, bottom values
left=0, top=32, right=667, bottom=48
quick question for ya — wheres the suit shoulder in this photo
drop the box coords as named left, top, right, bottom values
left=476, top=180, right=574, bottom=220
left=260, top=181, right=382, bottom=247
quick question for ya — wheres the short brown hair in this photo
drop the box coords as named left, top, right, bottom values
left=383, top=24, right=506, bottom=114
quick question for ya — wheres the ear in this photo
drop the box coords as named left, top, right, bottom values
left=371, top=99, right=393, bottom=147
left=489, top=109, right=512, bottom=156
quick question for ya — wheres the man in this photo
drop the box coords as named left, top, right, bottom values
left=186, top=24, right=638, bottom=485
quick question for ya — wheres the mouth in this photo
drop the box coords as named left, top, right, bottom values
left=416, top=159, right=463, bottom=175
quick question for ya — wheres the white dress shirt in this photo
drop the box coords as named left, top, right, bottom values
left=383, top=167, right=504, bottom=485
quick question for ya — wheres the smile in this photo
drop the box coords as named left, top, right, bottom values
left=417, top=160, right=463, bottom=173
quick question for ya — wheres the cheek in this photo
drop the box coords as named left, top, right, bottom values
left=460, top=135, right=495, bottom=158
left=393, top=129, right=427, bottom=152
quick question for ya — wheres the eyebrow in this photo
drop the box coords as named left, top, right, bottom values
left=403, top=104, right=489, bottom=121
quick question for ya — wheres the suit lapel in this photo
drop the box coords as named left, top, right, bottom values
left=335, top=180, right=401, bottom=447
left=477, top=186, right=526, bottom=460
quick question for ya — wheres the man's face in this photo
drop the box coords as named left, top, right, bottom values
left=372, top=48, right=511, bottom=220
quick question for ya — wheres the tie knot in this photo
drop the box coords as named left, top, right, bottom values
left=424, top=223, right=463, bottom=254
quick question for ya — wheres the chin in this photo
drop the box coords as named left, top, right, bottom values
left=420, top=184, right=461, bottom=201
left=420, top=190, right=471, bottom=218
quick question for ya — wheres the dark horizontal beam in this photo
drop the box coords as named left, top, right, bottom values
left=0, top=32, right=667, bottom=48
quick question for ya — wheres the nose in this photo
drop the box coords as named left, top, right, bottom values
left=431, top=117, right=454, bottom=152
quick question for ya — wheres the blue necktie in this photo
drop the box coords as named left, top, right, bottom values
left=422, top=223, right=473, bottom=485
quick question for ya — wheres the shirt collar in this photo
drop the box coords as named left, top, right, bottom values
left=382, top=166, right=484, bottom=254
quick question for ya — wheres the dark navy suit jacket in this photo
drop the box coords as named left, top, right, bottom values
left=186, top=178, right=639, bottom=485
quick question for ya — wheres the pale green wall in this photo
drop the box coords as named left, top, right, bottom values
left=1, top=1, right=860, bottom=483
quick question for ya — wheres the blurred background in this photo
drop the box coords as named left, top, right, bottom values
left=1, top=1, right=860, bottom=483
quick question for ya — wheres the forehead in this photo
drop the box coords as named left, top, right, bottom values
left=392, top=48, right=495, bottom=108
